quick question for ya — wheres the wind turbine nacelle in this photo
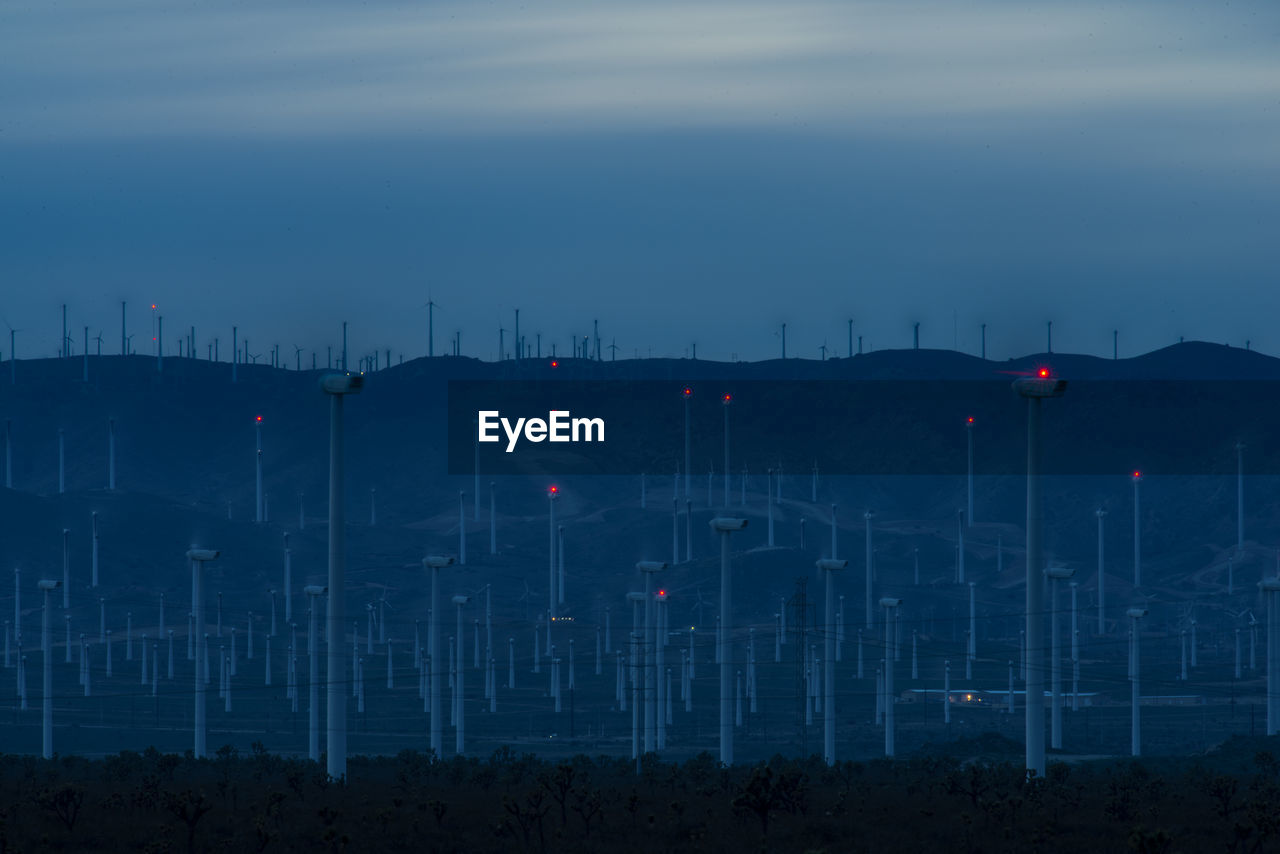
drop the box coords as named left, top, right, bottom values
left=816, top=559, right=848, bottom=571
left=423, top=556, right=455, bottom=569
left=879, top=597, right=902, bottom=608
left=1045, top=566, right=1076, bottom=579
left=1259, top=578, right=1280, bottom=593
left=626, top=592, right=646, bottom=602
left=1126, top=607, right=1148, bottom=618
left=636, top=561, right=668, bottom=572
left=452, top=595, right=470, bottom=605
left=187, top=549, right=220, bottom=561
left=709, top=517, right=748, bottom=532
left=321, top=373, right=364, bottom=395
left=303, top=585, right=327, bottom=596
left=38, top=580, right=61, bottom=590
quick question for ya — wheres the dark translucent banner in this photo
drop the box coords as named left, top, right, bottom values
left=447, top=380, right=1272, bottom=476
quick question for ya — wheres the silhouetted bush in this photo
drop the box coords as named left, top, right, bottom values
left=7, top=738, right=1280, bottom=850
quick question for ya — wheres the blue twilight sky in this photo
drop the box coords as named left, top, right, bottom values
left=1, top=0, right=1277, bottom=363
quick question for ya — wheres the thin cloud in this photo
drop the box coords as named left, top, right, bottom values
left=2, top=0, right=1276, bottom=140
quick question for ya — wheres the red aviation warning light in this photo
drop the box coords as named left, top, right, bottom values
left=1132, top=470, right=1141, bottom=479
left=966, top=416, right=974, bottom=424
left=722, top=393, right=732, bottom=403
left=548, top=485, right=559, bottom=496
left=682, top=386, right=692, bottom=399
left=256, top=415, right=263, bottom=423
left=1037, top=367, right=1050, bottom=378
left=550, top=360, right=558, bottom=368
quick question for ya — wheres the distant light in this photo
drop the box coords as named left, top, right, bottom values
left=1037, top=368, right=1050, bottom=378
left=658, top=589, right=665, bottom=596
left=548, top=485, right=559, bottom=495
left=551, top=360, right=558, bottom=367
left=722, top=393, right=732, bottom=402
left=151, top=304, right=156, bottom=310
left=1133, top=470, right=1141, bottom=479
left=966, top=416, right=974, bottom=424
left=256, top=415, right=263, bottom=422
left=965, top=693, right=973, bottom=701
left=682, top=387, right=692, bottom=398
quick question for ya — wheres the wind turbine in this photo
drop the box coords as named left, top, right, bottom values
left=425, top=298, right=439, bottom=357
left=517, top=580, right=535, bottom=621
left=691, top=587, right=710, bottom=625
left=294, top=346, right=303, bottom=371
left=2, top=316, right=20, bottom=385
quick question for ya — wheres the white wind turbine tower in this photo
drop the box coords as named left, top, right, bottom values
left=57, top=429, right=64, bottom=494
left=255, top=416, right=264, bottom=523
left=1046, top=566, right=1075, bottom=750
left=681, top=386, right=692, bottom=500
left=453, top=594, right=470, bottom=755
left=187, top=548, right=219, bottom=759
left=1128, top=607, right=1147, bottom=755
left=39, top=579, right=61, bottom=759
left=558, top=526, right=566, bottom=606
left=881, top=597, right=901, bottom=757
left=710, top=516, right=748, bottom=766
left=817, top=559, right=847, bottom=764
left=547, top=485, right=559, bottom=636
left=424, top=555, right=455, bottom=758
left=721, top=393, right=732, bottom=507
left=426, top=299, right=438, bottom=358
left=282, top=533, right=293, bottom=623
left=1263, top=577, right=1280, bottom=735
left=321, top=371, right=362, bottom=781
left=304, top=585, right=326, bottom=762
left=637, top=561, right=667, bottom=754
left=1014, top=367, right=1067, bottom=778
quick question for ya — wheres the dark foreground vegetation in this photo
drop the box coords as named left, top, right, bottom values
left=4, top=734, right=1280, bottom=852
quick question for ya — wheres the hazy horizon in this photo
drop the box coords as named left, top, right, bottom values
left=2, top=0, right=1277, bottom=360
